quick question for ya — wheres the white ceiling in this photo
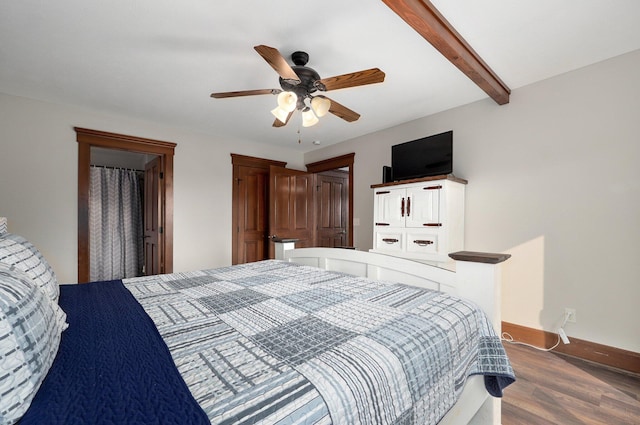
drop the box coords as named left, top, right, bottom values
left=1, top=1, right=639, bottom=152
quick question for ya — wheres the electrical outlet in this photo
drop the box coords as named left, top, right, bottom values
left=565, top=308, right=576, bottom=323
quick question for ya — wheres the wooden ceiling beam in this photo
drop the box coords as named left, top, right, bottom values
left=382, top=0, right=510, bottom=105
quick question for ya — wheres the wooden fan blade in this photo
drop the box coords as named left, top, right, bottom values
left=318, top=68, right=385, bottom=91
left=254, top=45, right=300, bottom=84
left=325, top=97, right=360, bottom=122
left=210, top=89, right=278, bottom=99
left=273, top=110, right=294, bottom=127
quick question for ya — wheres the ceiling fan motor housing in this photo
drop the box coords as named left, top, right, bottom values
left=279, top=51, right=326, bottom=109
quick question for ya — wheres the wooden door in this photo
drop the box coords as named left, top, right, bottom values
left=144, top=156, right=162, bottom=275
left=268, top=166, right=314, bottom=258
left=315, top=170, right=349, bottom=247
left=231, top=154, right=287, bottom=265
left=235, top=165, right=269, bottom=263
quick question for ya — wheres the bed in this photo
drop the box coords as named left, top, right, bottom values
left=0, top=217, right=514, bottom=425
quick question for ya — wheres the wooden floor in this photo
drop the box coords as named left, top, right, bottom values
left=502, top=343, right=640, bottom=425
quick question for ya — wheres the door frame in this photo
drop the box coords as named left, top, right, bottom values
left=306, top=153, right=355, bottom=247
left=76, top=127, right=176, bottom=283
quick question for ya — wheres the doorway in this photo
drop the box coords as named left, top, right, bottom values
left=314, top=169, right=349, bottom=248
left=76, top=128, right=176, bottom=283
left=306, top=153, right=354, bottom=247
left=231, top=153, right=354, bottom=264
left=231, top=154, right=286, bottom=264
left=88, top=151, right=150, bottom=281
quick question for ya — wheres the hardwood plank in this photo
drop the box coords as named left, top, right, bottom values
left=503, top=402, right=558, bottom=425
left=600, top=394, right=640, bottom=423
left=502, top=343, right=640, bottom=425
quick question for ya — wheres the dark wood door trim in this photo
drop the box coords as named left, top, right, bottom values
left=306, top=153, right=355, bottom=247
left=76, top=127, right=176, bottom=283
left=231, top=153, right=287, bottom=169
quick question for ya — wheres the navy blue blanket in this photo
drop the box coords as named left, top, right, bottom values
left=20, top=280, right=210, bottom=425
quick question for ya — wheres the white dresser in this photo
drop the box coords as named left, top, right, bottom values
left=370, top=175, right=466, bottom=262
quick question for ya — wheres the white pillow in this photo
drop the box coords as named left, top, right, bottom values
left=0, top=232, right=59, bottom=303
left=0, top=263, right=66, bottom=424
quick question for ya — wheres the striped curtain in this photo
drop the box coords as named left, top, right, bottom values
left=89, top=166, right=144, bottom=281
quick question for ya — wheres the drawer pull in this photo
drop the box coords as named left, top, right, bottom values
left=382, top=238, right=399, bottom=244
left=413, top=239, right=434, bottom=246
left=423, top=223, right=442, bottom=227
left=423, top=185, right=442, bottom=190
left=375, top=190, right=390, bottom=195
left=375, top=222, right=390, bottom=226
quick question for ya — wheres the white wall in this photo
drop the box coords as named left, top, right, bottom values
left=0, top=93, right=304, bottom=283
left=305, top=49, right=640, bottom=353
left=2, top=50, right=638, bottom=353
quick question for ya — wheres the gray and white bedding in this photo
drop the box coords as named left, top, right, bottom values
left=124, top=259, right=514, bottom=425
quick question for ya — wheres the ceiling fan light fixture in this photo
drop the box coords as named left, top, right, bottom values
left=271, top=106, right=290, bottom=123
left=311, top=96, right=331, bottom=117
left=276, top=91, right=297, bottom=112
left=211, top=45, right=380, bottom=131
left=302, top=107, right=319, bottom=127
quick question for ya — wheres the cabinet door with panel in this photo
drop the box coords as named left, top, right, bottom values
left=373, top=188, right=405, bottom=227
left=404, top=184, right=441, bottom=228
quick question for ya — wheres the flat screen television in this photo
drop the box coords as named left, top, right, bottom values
left=391, top=130, right=453, bottom=181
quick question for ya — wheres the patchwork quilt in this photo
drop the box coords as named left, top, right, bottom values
left=124, top=260, right=514, bottom=425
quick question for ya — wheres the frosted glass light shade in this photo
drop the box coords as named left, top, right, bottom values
left=311, top=96, right=331, bottom=117
left=302, top=107, right=319, bottom=127
left=271, top=106, right=290, bottom=123
left=277, top=91, right=297, bottom=112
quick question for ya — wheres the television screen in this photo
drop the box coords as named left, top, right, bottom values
left=391, top=131, right=452, bottom=181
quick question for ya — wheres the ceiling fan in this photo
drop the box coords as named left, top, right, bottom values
left=210, top=45, right=385, bottom=128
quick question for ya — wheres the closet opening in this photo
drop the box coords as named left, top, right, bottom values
left=89, top=149, right=157, bottom=281
left=76, top=128, right=176, bottom=283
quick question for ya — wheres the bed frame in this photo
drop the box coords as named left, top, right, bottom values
left=278, top=247, right=511, bottom=425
